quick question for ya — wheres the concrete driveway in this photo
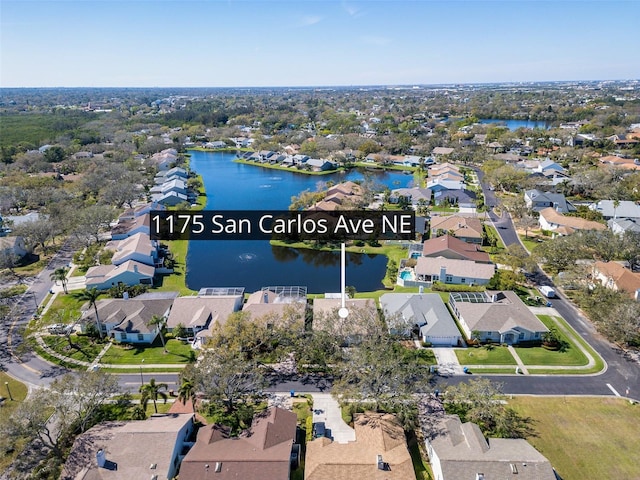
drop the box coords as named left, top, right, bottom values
left=311, top=393, right=355, bottom=443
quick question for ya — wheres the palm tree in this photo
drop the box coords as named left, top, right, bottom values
left=50, top=267, right=69, bottom=294
left=177, top=378, right=196, bottom=411
left=78, top=287, right=103, bottom=339
left=139, top=378, right=168, bottom=414
left=149, top=314, right=167, bottom=353
left=613, top=199, right=621, bottom=220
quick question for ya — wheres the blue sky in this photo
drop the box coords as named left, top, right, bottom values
left=1, top=0, right=638, bottom=87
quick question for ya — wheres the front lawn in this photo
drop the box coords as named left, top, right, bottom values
left=455, top=346, right=517, bottom=365
left=41, top=334, right=105, bottom=363
left=99, top=338, right=196, bottom=365
left=514, top=316, right=588, bottom=366
left=508, top=396, right=640, bottom=480
left=0, top=372, right=29, bottom=472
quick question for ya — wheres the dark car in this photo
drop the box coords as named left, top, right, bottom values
left=313, top=421, right=326, bottom=438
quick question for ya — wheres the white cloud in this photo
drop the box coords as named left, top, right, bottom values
left=342, top=2, right=363, bottom=17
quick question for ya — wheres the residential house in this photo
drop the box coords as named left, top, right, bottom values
left=150, top=148, right=179, bottom=171
left=81, top=297, right=173, bottom=343
left=414, top=257, right=495, bottom=287
left=432, top=147, right=454, bottom=157
left=155, top=166, right=188, bottom=182
left=536, top=158, right=565, bottom=174
left=598, top=155, right=640, bottom=171
left=593, top=261, right=640, bottom=301
left=608, top=217, right=640, bottom=235
left=111, top=214, right=151, bottom=240
left=0, top=236, right=28, bottom=258
left=425, top=414, right=555, bottom=480
left=313, top=297, right=378, bottom=345
left=433, top=188, right=476, bottom=208
left=524, top=189, right=576, bottom=213
left=153, top=191, right=189, bottom=207
left=85, top=260, right=155, bottom=292
left=538, top=207, right=606, bottom=235
left=311, top=181, right=364, bottom=211
left=306, top=158, right=337, bottom=171
left=426, top=178, right=465, bottom=192
left=60, top=413, right=195, bottom=480
left=380, top=293, right=462, bottom=345
left=73, top=151, right=94, bottom=160
left=422, top=235, right=491, bottom=263
left=165, top=295, right=244, bottom=338
left=118, top=202, right=165, bottom=223
left=205, top=140, right=228, bottom=149
left=449, top=291, right=549, bottom=344
left=430, top=215, right=484, bottom=244
left=305, top=413, right=416, bottom=480
left=588, top=200, right=640, bottom=220
left=242, top=286, right=307, bottom=329
left=389, top=187, right=432, bottom=207
left=105, top=233, right=160, bottom=267
left=179, top=407, right=297, bottom=480
left=150, top=178, right=189, bottom=197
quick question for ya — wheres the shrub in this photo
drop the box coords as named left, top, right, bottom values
left=305, top=415, right=313, bottom=442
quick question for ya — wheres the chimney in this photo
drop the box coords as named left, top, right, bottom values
left=96, top=449, right=106, bottom=468
left=440, top=266, right=447, bottom=282
left=263, top=292, right=269, bottom=304
left=133, top=264, right=138, bottom=273
left=376, top=454, right=385, bottom=470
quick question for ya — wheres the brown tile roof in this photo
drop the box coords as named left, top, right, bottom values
left=429, top=215, right=484, bottom=240
left=165, top=296, right=242, bottom=330
left=422, top=235, right=491, bottom=263
left=305, top=413, right=415, bottom=480
left=179, top=407, right=297, bottom=480
left=594, top=261, right=640, bottom=298
left=539, top=207, right=607, bottom=232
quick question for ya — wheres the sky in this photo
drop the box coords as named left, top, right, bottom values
left=1, top=0, right=639, bottom=88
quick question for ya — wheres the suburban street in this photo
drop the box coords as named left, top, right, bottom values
left=1, top=197, right=639, bottom=402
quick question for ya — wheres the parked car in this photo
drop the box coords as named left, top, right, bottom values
left=313, top=421, right=326, bottom=438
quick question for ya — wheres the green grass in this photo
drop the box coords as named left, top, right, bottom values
left=98, top=366, right=186, bottom=373
left=99, top=339, right=196, bottom=365
left=0, top=372, right=30, bottom=472
left=508, top=396, right=640, bottom=480
left=407, top=433, right=433, bottom=480
left=41, top=334, right=105, bottom=363
left=464, top=367, right=519, bottom=374
left=455, top=346, right=517, bottom=365
left=514, top=315, right=588, bottom=367
left=518, top=233, right=547, bottom=253
left=235, top=158, right=342, bottom=175
left=153, top=239, right=197, bottom=295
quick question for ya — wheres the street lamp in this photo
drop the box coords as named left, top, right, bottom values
left=5, top=382, right=13, bottom=401
left=139, top=359, right=145, bottom=387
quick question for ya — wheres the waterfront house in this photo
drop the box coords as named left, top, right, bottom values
left=165, top=295, right=244, bottom=337
left=111, top=213, right=151, bottom=240
left=242, top=286, right=307, bottom=330
left=105, top=233, right=160, bottom=268
left=85, top=260, right=155, bottom=292
left=380, top=293, right=462, bottom=345
left=312, top=297, right=378, bottom=345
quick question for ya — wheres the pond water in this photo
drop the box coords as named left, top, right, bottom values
left=480, top=118, right=551, bottom=131
left=185, top=151, right=414, bottom=293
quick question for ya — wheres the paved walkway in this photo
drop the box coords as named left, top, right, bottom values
left=311, top=393, right=355, bottom=443
left=432, top=348, right=464, bottom=375
left=507, top=346, right=529, bottom=375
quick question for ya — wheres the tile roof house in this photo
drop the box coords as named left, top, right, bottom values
left=588, top=200, right=640, bottom=220
left=118, top=201, right=165, bottom=222
left=524, top=189, right=576, bottom=213
left=105, top=232, right=160, bottom=267
left=425, top=414, right=555, bottom=480
left=415, top=257, right=495, bottom=287
left=242, top=287, right=307, bottom=329
left=312, top=297, right=378, bottom=345
left=305, top=412, right=416, bottom=480
left=164, top=295, right=244, bottom=337
left=179, top=407, right=297, bottom=480
left=84, top=260, right=155, bottom=292
left=593, top=261, right=640, bottom=301
left=598, top=155, right=640, bottom=171
left=60, top=413, right=194, bottom=480
left=422, top=235, right=491, bottom=264
left=380, top=293, right=462, bottom=346
left=311, top=181, right=364, bottom=211
left=81, top=297, right=173, bottom=343
left=111, top=213, right=151, bottom=240
left=538, top=207, right=606, bottom=236
left=449, top=291, right=548, bottom=344
left=430, top=215, right=484, bottom=244
left=432, top=147, right=454, bottom=156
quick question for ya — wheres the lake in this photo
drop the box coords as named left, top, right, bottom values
left=185, top=151, right=414, bottom=293
left=480, top=118, right=550, bottom=131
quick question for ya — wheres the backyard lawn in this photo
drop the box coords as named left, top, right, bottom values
left=99, top=339, right=196, bottom=365
left=455, top=346, right=517, bottom=365
left=508, top=396, right=640, bottom=480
